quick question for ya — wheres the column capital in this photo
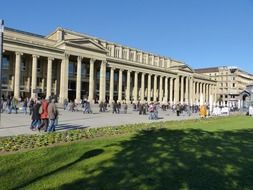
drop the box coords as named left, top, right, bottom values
left=32, top=54, right=40, bottom=59
left=90, top=58, right=96, bottom=63
left=48, top=57, right=54, bottom=61
left=110, top=66, right=116, bottom=71
left=64, top=53, right=70, bottom=59
left=77, top=56, right=83, bottom=62
left=15, top=51, right=23, bottom=56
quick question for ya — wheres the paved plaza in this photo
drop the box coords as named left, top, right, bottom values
left=0, top=104, right=200, bottom=137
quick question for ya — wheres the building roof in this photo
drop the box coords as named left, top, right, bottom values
left=195, top=67, right=219, bottom=73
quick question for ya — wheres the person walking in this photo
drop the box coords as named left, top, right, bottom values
left=12, top=97, right=18, bottom=114
left=47, top=99, right=58, bottom=132
left=22, top=98, right=28, bottom=115
left=176, top=103, right=181, bottom=116
left=123, top=102, right=128, bottom=114
left=31, top=100, right=41, bottom=130
left=38, top=96, right=49, bottom=132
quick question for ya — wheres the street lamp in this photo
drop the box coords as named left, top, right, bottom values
left=0, top=19, right=4, bottom=119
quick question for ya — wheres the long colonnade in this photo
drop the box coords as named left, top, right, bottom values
left=2, top=27, right=217, bottom=105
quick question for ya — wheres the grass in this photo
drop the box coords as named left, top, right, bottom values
left=1, top=115, right=253, bottom=190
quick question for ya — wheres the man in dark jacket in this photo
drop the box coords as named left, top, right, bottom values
left=31, top=101, right=41, bottom=130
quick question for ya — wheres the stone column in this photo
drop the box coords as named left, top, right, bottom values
left=46, top=57, right=53, bottom=99
left=134, top=72, right=138, bottom=102
left=64, top=54, right=70, bottom=101
left=185, top=77, right=189, bottom=104
left=159, top=76, right=163, bottom=102
left=118, top=69, right=123, bottom=102
left=126, top=70, right=131, bottom=103
left=14, top=52, right=22, bottom=99
left=109, top=67, right=115, bottom=104
left=180, top=76, right=184, bottom=104
left=169, top=77, right=173, bottom=104
left=75, top=56, right=82, bottom=102
left=99, top=60, right=106, bottom=102
left=26, top=77, right=30, bottom=91
left=141, top=72, right=145, bottom=102
left=201, top=83, right=204, bottom=103
left=41, top=78, right=45, bottom=93
left=153, top=75, right=157, bottom=102
left=189, top=77, right=193, bottom=106
left=59, top=54, right=69, bottom=103
left=31, top=55, right=39, bottom=98
left=147, top=74, right=151, bottom=102
left=200, top=82, right=204, bottom=105
left=206, top=84, right=209, bottom=102
left=196, top=82, right=199, bottom=104
left=174, top=76, right=179, bottom=103
left=88, top=58, right=95, bottom=102
left=203, top=83, right=206, bottom=103
left=164, top=76, right=168, bottom=103
left=59, top=59, right=64, bottom=103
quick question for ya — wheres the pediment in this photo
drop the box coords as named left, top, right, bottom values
left=170, top=63, right=194, bottom=73
left=56, top=38, right=108, bottom=54
left=240, top=90, right=250, bottom=96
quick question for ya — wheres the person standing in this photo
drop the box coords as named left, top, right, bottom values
left=47, top=99, right=58, bottom=132
left=176, top=103, right=181, bottom=116
left=12, top=97, right=18, bottom=114
left=29, top=98, right=35, bottom=115
left=22, top=98, right=28, bottom=115
left=31, top=100, right=41, bottom=130
left=38, top=96, right=49, bottom=132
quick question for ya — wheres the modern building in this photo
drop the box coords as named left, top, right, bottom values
left=195, top=66, right=253, bottom=108
left=2, top=27, right=216, bottom=105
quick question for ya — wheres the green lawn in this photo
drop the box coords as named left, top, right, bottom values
left=1, top=115, right=253, bottom=190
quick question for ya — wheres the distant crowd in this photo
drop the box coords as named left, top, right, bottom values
left=1, top=94, right=248, bottom=133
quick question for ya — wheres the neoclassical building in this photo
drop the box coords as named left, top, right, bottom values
left=2, top=27, right=216, bottom=105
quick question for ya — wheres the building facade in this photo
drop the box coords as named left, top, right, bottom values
left=2, top=27, right=216, bottom=105
left=195, top=66, right=253, bottom=108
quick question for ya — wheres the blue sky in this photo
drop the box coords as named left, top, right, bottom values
left=1, top=0, right=253, bottom=73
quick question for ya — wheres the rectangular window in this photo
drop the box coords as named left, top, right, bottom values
left=136, top=54, right=141, bottom=62
left=107, top=46, right=112, bottom=56
left=149, top=56, right=152, bottom=65
left=159, top=59, right=162, bottom=67
left=21, top=58, right=26, bottom=71
left=2, top=56, right=10, bottom=85
left=123, top=50, right=127, bottom=59
left=37, top=60, right=41, bottom=73
left=69, top=62, right=76, bottom=77
left=130, top=52, right=134, bottom=61
left=115, top=48, right=120, bottom=58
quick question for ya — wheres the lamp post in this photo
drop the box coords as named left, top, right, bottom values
left=0, top=19, right=4, bottom=119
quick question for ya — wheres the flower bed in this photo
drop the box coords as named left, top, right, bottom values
left=0, top=123, right=156, bottom=152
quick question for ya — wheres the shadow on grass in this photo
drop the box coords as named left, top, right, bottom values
left=60, top=128, right=253, bottom=190
left=13, top=149, right=104, bottom=190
